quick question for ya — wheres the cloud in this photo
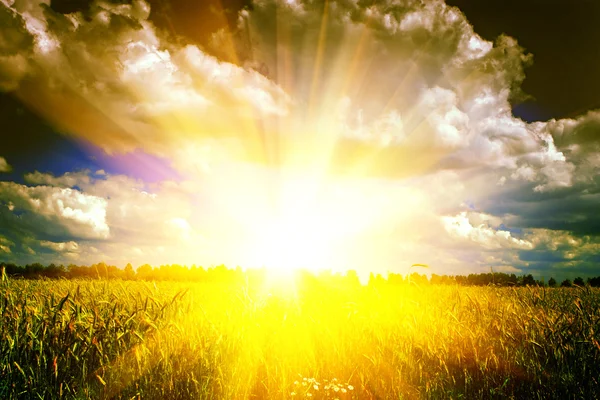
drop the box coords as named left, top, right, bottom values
left=0, top=0, right=290, bottom=172
left=0, top=234, right=14, bottom=253
left=437, top=212, right=600, bottom=279
left=514, top=229, right=600, bottom=278
left=0, top=170, right=210, bottom=266
left=442, top=211, right=533, bottom=250
left=1, top=0, right=590, bottom=187
left=236, top=0, right=537, bottom=170
left=0, top=3, right=34, bottom=91
left=490, top=111, right=600, bottom=239
left=0, top=0, right=599, bottom=280
left=40, top=240, right=79, bottom=253
left=20, top=170, right=197, bottom=244
left=546, top=110, right=600, bottom=188
left=509, top=130, right=575, bottom=192
left=0, top=156, right=11, bottom=172
left=0, top=181, right=109, bottom=240
left=0, top=0, right=535, bottom=177
left=525, top=229, right=600, bottom=256
left=25, top=170, right=90, bottom=187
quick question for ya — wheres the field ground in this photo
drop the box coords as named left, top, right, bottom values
left=1, top=275, right=599, bottom=399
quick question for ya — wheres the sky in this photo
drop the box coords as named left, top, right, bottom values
left=1, top=0, right=599, bottom=281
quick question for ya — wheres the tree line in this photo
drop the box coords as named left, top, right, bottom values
left=376, top=271, right=593, bottom=287
left=0, top=262, right=248, bottom=283
left=0, top=262, right=598, bottom=287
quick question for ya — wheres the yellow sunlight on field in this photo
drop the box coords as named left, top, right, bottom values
left=5, top=274, right=597, bottom=399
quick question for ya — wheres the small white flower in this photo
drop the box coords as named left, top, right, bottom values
left=347, top=385, right=354, bottom=391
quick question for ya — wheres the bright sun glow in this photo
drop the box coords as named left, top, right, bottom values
left=246, top=214, right=333, bottom=273
left=217, top=169, right=428, bottom=280
left=6, top=0, right=462, bottom=277
left=232, top=171, right=339, bottom=274
left=203, top=165, right=426, bottom=277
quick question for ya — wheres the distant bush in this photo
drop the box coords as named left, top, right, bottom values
left=561, top=279, right=572, bottom=288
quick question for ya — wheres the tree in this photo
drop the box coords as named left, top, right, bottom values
left=46, top=263, right=66, bottom=278
left=560, top=279, right=572, bottom=288
left=345, top=269, right=360, bottom=286
left=136, top=264, right=153, bottom=280
left=409, top=272, right=428, bottom=286
left=92, top=262, right=107, bottom=279
left=522, top=274, right=536, bottom=286
left=588, top=277, right=600, bottom=287
left=548, top=277, right=557, bottom=287
left=124, top=263, right=135, bottom=280
left=573, top=277, right=585, bottom=287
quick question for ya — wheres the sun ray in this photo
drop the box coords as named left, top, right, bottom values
left=308, top=0, right=330, bottom=119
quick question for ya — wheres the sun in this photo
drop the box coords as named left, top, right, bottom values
left=245, top=212, right=335, bottom=275
left=213, top=170, right=422, bottom=278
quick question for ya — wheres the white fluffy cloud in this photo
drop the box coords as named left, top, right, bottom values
left=0, top=170, right=211, bottom=266
left=22, top=171, right=199, bottom=245
left=442, top=211, right=533, bottom=250
left=231, top=0, right=595, bottom=203
left=0, top=0, right=290, bottom=172
left=239, top=0, right=532, bottom=157
left=0, top=0, right=547, bottom=179
left=0, top=181, right=109, bottom=239
left=40, top=240, right=79, bottom=253
left=0, top=0, right=592, bottom=190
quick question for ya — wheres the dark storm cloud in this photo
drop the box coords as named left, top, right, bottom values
left=483, top=183, right=600, bottom=236
left=477, top=109, right=600, bottom=239
left=519, top=249, right=600, bottom=281
left=518, top=250, right=566, bottom=264
left=0, top=4, right=34, bottom=91
left=49, top=0, right=252, bottom=52
left=446, top=0, right=600, bottom=121
left=551, top=111, right=600, bottom=154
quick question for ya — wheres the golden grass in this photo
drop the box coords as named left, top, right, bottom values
left=1, top=274, right=599, bottom=399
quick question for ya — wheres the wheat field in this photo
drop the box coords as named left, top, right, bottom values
left=1, top=272, right=599, bottom=399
